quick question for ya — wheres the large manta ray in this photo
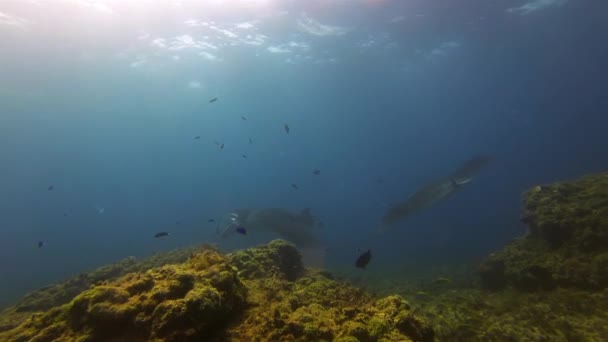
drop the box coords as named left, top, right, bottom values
left=379, top=156, right=492, bottom=229
left=217, top=208, right=321, bottom=245
left=216, top=208, right=325, bottom=265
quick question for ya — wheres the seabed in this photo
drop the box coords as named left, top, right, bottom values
left=1, top=173, right=607, bottom=341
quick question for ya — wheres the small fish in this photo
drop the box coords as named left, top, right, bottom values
left=176, top=221, right=181, bottom=225
left=209, top=97, right=218, bottom=103
left=236, top=226, right=247, bottom=235
left=241, top=116, right=247, bottom=120
left=313, top=169, right=320, bottom=175
left=248, top=137, right=253, bottom=144
left=284, top=124, right=290, bottom=134
left=376, top=178, right=384, bottom=184
left=208, top=219, right=215, bottom=223
left=220, top=143, right=225, bottom=149
left=47, top=185, right=54, bottom=191
left=194, top=136, right=200, bottom=140
left=154, top=232, right=170, bottom=238
left=433, top=277, right=451, bottom=285
left=63, top=213, right=68, bottom=217
left=242, top=154, right=247, bottom=159
left=355, top=249, right=372, bottom=269
left=37, top=241, right=45, bottom=248
left=291, top=184, right=298, bottom=190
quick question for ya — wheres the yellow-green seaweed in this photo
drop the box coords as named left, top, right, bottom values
left=0, top=240, right=432, bottom=342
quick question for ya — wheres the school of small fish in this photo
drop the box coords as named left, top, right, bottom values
left=37, top=95, right=490, bottom=272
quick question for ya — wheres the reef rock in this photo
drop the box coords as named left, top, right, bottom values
left=479, top=173, right=608, bottom=291
left=0, top=240, right=432, bottom=342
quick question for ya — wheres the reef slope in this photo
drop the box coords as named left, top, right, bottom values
left=0, top=240, right=432, bottom=342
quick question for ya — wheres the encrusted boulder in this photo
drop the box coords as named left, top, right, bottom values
left=229, top=239, right=305, bottom=281
left=479, top=173, right=608, bottom=291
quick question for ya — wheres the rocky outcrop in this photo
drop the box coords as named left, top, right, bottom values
left=479, top=173, right=608, bottom=291
left=0, top=240, right=432, bottom=342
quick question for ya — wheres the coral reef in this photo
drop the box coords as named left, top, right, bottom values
left=0, top=240, right=432, bottom=342
left=479, top=173, right=608, bottom=291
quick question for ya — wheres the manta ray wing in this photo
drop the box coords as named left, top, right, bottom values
left=380, top=179, right=456, bottom=226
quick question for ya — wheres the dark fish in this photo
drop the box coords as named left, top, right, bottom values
left=37, top=241, right=45, bottom=248
left=154, top=232, right=170, bottom=238
left=220, top=143, right=224, bottom=149
left=236, top=226, right=247, bottom=235
left=291, top=184, right=298, bottom=190
left=355, top=249, right=372, bottom=269
left=63, top=213, right=68, bottom=217
left=47, top=185, right=54, bottom=191
left=208, top=219, right=215, bottom=223
left=249, top=137, right=253, bottom=144
left=242, top=154, right=247, bottom=159
left=284, top=124, right=290, bottom=134
left=209, top=97, right=218, bottom=103
left=194, top=136, right=200, bottom=140
left=176, top=221, right=181, bottom=225
left=313, top=169, right=320, bottom=175
left=376, top=178, right=384, bottom=184
left=241, top=116, right=247, bottom=120
left=214, top=141, right=220, bottom=146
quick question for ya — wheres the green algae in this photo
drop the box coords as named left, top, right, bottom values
left=480, top=173, right=608, bottom=292
left=1, top=245, right=247, bottom=342
left=410, top=287, right=608, bottom=341
left=0, top=240, right=431, bottom=342
left=1, top=246, right=199, bottom=321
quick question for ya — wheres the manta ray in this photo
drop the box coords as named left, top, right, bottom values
left=216, top=208, right=325, bottom=265
left=380, top=155, right=492, bottom=229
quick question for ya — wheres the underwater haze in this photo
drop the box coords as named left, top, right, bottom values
left=1, top=0, right=607, bottom=308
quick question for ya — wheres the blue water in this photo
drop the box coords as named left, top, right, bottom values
left=0, top=0, right=607, bottom=307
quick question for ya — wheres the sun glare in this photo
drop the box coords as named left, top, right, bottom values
left=204, top=0, right=273, bottom=7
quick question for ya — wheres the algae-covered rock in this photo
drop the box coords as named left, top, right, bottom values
left=524, top=175, right=608, bottom=248
left=1, top=246, right=246, bottom=342
left=4, top=246, right=198, bottom=314
left=223, top=269, right=432, bottom=342
left=229, top=239, right=305, bottom=281
left=479, top=173, right=608, bottom=291
left=478, top=259, right=507, bottom=291
left=0, top=246, right=199, bottom=334
left=0, top=240, right=433, bottom=342
left=411, top=287, right=608, bottom=341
